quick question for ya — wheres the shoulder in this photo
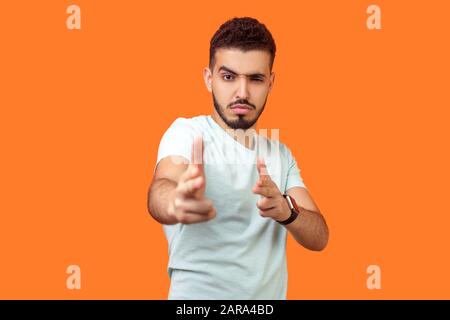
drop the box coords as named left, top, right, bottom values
left=258, top=134, right=293, bottom=160
left=166, top=115, right=208, bottom=133
left=279, top=141, right=293, bottom=159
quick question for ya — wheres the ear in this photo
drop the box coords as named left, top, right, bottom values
left=203, top=67, right=213, bottom=93
left=268, top=71, right=275, bottom=93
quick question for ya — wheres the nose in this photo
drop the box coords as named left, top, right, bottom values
left=236, top=76, right=250, bottom=100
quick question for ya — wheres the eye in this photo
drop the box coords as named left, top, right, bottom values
left=251, top=77, right=264, bottom=82
left=222, top=74, right=235, bottom=81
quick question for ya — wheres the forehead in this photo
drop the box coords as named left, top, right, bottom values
left=213, top=48, right=271, bottom=74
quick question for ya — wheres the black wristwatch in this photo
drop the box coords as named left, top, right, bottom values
left=277, top=194, right=300, bottom=225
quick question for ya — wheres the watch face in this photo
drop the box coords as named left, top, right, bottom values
left=289, top=196, right=300, bottom=213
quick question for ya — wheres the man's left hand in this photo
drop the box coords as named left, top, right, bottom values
left=252, top=158, right=291, bottom=222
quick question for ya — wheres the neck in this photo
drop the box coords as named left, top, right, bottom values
left=211, top=110, right=257, bottom=150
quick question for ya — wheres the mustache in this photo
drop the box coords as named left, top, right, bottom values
left=228, top=100, right=256, bottom=109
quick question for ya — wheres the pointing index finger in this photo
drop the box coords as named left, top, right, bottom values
left=191, top=135, right=204, bottom=165
left=257, top=157, right=269, bottom=177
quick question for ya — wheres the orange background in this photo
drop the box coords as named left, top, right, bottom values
left=1, top=0, right=449, bottom=299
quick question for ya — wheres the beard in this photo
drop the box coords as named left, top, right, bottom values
left=212, top=92, right=267, bottom=130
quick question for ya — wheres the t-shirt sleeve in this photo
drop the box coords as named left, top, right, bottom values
left=154, top=117, right=200, bottom=173
left=285, top=145, right=307, bottom=191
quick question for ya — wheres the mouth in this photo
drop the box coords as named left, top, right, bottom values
left=230, top=104, right=253, bottom=115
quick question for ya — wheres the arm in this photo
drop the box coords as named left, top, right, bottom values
left=285, top=186, right=329, bottom=251
left=147, top=156, right=186, bottom=225
left=252, top=158, right=329, bottom=251
left=147, top=137, right=216, bottom=225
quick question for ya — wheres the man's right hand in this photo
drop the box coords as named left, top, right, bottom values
left=168, top=136, right=216, bottom=224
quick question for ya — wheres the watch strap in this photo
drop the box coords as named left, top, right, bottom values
left=277, top=194, right=299, bottom=225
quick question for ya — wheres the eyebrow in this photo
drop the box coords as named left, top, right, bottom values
left=218, top=66, right=266, bottom=79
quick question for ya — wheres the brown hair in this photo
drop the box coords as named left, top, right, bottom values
left=209, top=17, right=276, bottom=71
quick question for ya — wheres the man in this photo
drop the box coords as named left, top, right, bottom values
left=148, top=17, right=329, bottom=300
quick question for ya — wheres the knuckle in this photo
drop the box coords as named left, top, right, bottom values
left=257, top=198, right=268, bottom=208
left=174, top=200, right=189, bottom=214
left=183, top=180, right=191, bottom=190
left=175, top=182, right=186, bottom=194
left=177, top=215, right=190, bottom=224
left=173, top=197, right=183, bottom=209
left=208, top=208, right=217, bottom=219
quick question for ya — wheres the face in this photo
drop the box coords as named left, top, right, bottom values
left=203, top=48, right=275, bottom=130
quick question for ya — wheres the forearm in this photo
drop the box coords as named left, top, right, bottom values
left=285, top=207, right=329, bottom=251
left=148, top=178, right=178, bottom=225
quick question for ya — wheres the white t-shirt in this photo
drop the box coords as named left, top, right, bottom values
left=155, top=115, right=307, bottom=299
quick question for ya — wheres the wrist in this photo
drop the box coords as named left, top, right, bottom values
left=276, top=194, right=300, bottom=225
left=277, top=197, right=292, bottom=221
